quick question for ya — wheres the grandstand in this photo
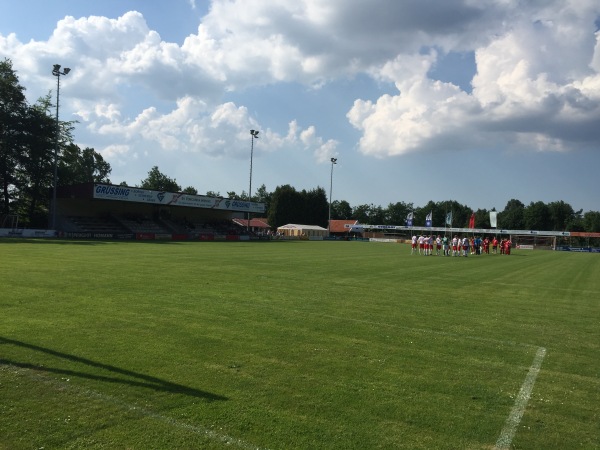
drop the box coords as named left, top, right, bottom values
left=53, top=182, right=267, bottom=241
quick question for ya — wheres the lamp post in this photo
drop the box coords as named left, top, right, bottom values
left=328, top=157, right=337, bottom=237
left=51, top=64, right=70, bottom=230
left=248, top=129, right=259, bottom=231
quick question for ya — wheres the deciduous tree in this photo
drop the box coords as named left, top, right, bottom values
left=0, top=59, right=27, bottom=216
left=139, top=166, right=181, bottom=192
left=498, top=199, right=525, bottom=229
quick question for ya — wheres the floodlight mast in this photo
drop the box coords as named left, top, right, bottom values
left=248, top=130, right=259, bottom=231
left=328, top=157, right=337, bottom=237
left=51, top=64, right=71, bottom=230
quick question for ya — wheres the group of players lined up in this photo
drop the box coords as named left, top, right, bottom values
left=410, top=235, right=512, bottom=256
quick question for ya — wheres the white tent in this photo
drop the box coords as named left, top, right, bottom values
left=276, top=223, right=328, bottom=239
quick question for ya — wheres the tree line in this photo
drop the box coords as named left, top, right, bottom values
left=1, top=59, right=111, bottom=227
left=329, top=198, right=600, bottom=233
left=2, top=58, right=599, bottom=233
left=194, top=175, right=600, bottom=233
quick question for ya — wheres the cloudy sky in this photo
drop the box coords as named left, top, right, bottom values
left=2, top=0, right=600, bottom=214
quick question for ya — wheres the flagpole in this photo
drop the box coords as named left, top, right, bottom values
left=449, top=209, right=452, bottom=255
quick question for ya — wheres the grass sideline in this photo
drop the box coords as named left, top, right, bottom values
left=1, top=239, right=599, bottom=449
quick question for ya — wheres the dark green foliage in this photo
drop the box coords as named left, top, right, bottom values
left=139, top=165, right=181, bottom=192
left=524, top=201, right=551, bottom=231
left=60, top=143, right=111, bottom=185
left=302, top=186, right=329, bottom=227
left=351, top=203, right=371, bottom=224
left=473, top=208, right=491, bottom=229
left=548, top=200, right=576, bottom=231
left=331, top=199, right=353, bottom=220
left=498, top=198, right=525, bottom=229
left=267, top=184, right=329, bottom=228
left=182, top=186, right=198, bottom=195
left=0, top=58, right=27, bottom=217
left=13, top=97, right=57, bottom=227
left=268, top=184, right=303, bottom=227
left=251, top=183, right=272, bottom=219
left=582, top=211, right=600, bottom=232
left=0, top=60, right=111, bottom=227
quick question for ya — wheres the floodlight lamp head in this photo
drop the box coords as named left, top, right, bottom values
left=53, top=64, right=61, bottom=71
left=250, top=129, right=259, bottom=137
left=331, top=157, right=337, bottom=164
left=63, top=68, right=71, bottom=75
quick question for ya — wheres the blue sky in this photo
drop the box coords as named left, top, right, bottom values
left=2, top=0, right=600, bottom=213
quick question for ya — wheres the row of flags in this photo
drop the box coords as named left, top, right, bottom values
left=406, top=211, right=499, bottom=228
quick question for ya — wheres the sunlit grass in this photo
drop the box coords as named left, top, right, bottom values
left=1, top=239, right=599, bottom=449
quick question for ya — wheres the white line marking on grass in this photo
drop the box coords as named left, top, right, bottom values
left=0, top=363, right=269, bottom=450
left=82, top=389, right=270, bottom=450
left=270, top=308, right=549, bottom=448
left=494, top=346, right=547, bottom=450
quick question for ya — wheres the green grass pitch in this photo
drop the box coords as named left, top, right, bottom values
left=1, top=239, right=599, bottom=449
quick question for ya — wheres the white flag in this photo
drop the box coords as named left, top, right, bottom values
left=490, top=211, right=498, bottom=228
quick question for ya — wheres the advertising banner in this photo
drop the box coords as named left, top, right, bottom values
left=555, top=247, right=600, bottom=253
left=93, top=184, right=265, bottom=213
left=0, top=229, right=56, bottom=238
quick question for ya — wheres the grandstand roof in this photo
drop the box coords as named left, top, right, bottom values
left=328, top=219, right=360, bottom=233
left=233, top=218, right=271, bottom=229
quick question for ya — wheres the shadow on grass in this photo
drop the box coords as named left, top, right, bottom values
left=0, top=239, right=204, bottom=246
left=0, top=336, right=227, bottom=401
left=0, top=238, right=110, bottom=245
left=0, top=238, right=282, bottom=245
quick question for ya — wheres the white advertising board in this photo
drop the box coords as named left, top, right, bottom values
left=93, top=184, right=265, bottom=213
